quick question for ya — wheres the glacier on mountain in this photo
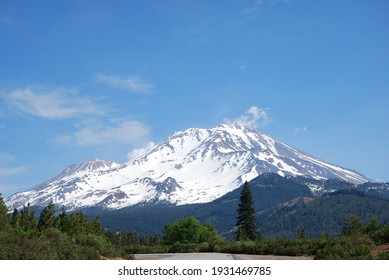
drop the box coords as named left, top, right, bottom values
left=5, top=123, right=369, bottom=211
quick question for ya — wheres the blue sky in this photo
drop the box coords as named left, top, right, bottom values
left=1, top=0, right=388, bottom=198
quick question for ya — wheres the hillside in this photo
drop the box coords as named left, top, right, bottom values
left=85, top=174, right=389, bottom=237
left=258, top=189, right=389, bottom=238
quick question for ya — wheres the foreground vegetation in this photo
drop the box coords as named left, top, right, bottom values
left=1, top=195, right=389, bottom=260
left=114, top=215, right=389, bottom=260
left=0, top=198, right=130, bottom=259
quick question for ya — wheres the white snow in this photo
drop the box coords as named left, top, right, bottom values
left=5, top=123, right=369, bottom=211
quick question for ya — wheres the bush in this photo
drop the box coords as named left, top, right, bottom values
left=42, top=227, right=63, bottom=243
left=315, top=235, right=373, bottom=260
left=164, top=216, right=222, bottom=245
left=214, top=240, right=258, bottom=254
left=125, top=244, right=168, bottom=254
left=0, top=203, right=129, bottom=260
left=369, top=226, right=389, bottom=245
left=168, top=242, right=200, bottom=253
left=376, top=252, right=389, bottom=260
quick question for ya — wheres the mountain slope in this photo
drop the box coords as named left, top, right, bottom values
left=5, top=123, right=369, bottom=211
left=5, top=158, right=121, bottom=210
left=257, top=189, right=389, bottom=238
left=84, top=174, right=389, bottom=237
left=84, top=173, right=315, bottom=235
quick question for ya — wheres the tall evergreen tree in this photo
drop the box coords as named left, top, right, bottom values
left=11, top=208, right=20, bottom=227
left=341, top=215, right=365, bottom=236
left=58, top=206, right=70, bottom=233
left=0, top=194, right=10, bottom=230
left=68, top=212, right=89, bottom=235
left=235, top=181, right=257, bottom=241
left=19, top=203, right=37, bottom=231
left=38, top=201, right=56, bottom=230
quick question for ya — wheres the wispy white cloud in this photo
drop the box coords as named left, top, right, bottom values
left=97, top=74, right=153, bottom=93
left=7, top=86, right=104, bottom=119
left=0, top=153, right=26, bottom=177
left=57, top=118, right=151, bottom=146
left=0, top=166, right=26, bottom=177
left=127, top=141, right=156, bottom=160
left=225, top=106, right=271, bottom=129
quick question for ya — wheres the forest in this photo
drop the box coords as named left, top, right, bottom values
left=1, top=182, right=389, bottom=260
left=88, top=175, right=389, bottom=239
left=0, top=198, right=130, bottom=259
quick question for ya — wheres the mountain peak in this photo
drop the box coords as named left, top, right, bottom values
left=63, top=158, right=120, bottom=173
left=216, top=122, right=252, bottom=130
left=6, top=123, right=369, bottom=211
left=42, top=158, right=121, bottom=186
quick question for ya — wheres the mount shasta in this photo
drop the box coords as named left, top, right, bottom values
left=6, top=123, right=369, bottom=211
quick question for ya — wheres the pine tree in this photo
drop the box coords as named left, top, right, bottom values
left=19, top=203, right=37, bottom=231
left=38, top=201, right=56, bottom=230
left=0, top=194, right=10, bottom=230
left=341, top=215, right=365, bottom=236
left=295, top=227, right=306, bottom=240
left=11, top=208, right=20, bottom=227
left=58, top=206, right=70, bottom=233
left=68, top=212, right=89, bottom=235
left=235, top=181, right=257, bottom=241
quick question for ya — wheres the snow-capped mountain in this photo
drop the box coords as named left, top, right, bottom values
left=5, top=123, right=369, bottom=211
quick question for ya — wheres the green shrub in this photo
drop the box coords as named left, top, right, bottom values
left=315, top=235, right=373, bottom=260
left=164, top=216, right=222, bottom=245
left=0, top=202, right=129, bottom=260
left=168, top=242, right=200, bottom=253
left=376, top=251, right=389, bottom=260
left=125, top=244, right=167, bottom=254
left=369, top=226, right=389, bottom=245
